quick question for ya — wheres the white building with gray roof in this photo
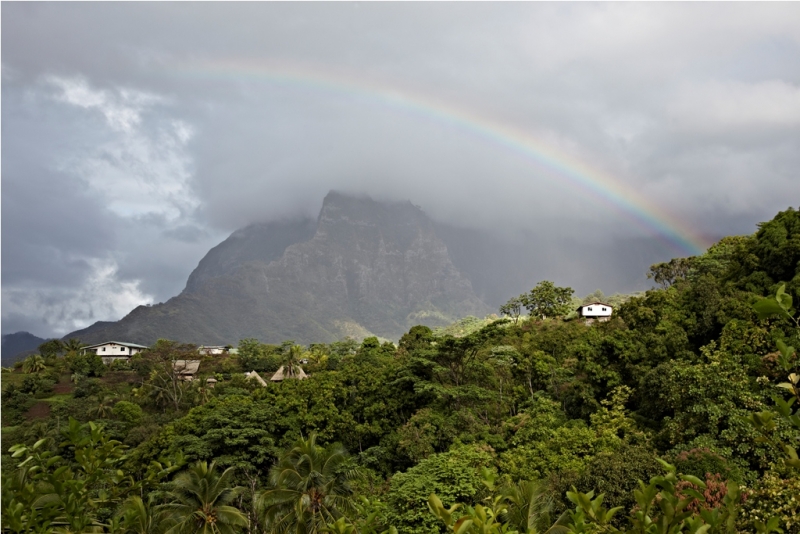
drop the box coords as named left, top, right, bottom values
left=83, top=341, right=149, bottom=364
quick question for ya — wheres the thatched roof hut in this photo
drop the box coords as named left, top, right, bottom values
left=244, top=370, right=268, bottom=387
left=174, top=360, right=201, bottom=381
left=270, top=365, right=308, bottom=382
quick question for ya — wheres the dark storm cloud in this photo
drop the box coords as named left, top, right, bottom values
left=3, top=2, right=800, bottom=336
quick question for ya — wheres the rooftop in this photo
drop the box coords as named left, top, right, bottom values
left=83, top=341, right=150, bottom=349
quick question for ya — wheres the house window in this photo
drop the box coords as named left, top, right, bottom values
left=102, top=347, right=106, bottom=351
left=121, top=347, right=127, bottom=352
left=587, top=307, right=593, bottom=311
left=602, top=307, right=607, bottom=311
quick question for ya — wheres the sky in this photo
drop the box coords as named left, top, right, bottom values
left=3, top=3, right=800, bottom=338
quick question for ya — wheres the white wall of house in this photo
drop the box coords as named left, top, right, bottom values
left=579, top=303, right=613, bottom=317
left=198, top=346, right=226, bottom=355
left=84, top=342, right=147, bottom=364
left=92, top=343, right=142, bottom=356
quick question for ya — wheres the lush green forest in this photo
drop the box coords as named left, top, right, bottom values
left=2, top=207, right=799, bottom=534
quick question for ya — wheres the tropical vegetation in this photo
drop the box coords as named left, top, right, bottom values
left=2, top=207, right=799, bottom=533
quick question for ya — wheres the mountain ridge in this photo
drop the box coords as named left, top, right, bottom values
left=1, top=331, right=48, bottom=366
left=65, top=192, right=492, bottom=345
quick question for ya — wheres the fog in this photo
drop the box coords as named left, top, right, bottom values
left=3, top=3, right=799, bottom=336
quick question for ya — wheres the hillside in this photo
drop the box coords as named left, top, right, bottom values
left=66, top=192, right=491, bottom=345
left=4, top=207, right=799, bottom=534
left=1, top=331, right=47, bottom=367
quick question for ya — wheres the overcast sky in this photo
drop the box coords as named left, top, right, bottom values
left=3, top=3, right=800, bottom=337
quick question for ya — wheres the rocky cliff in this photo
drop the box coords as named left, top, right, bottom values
left=66, top=192, right=491, bottom=345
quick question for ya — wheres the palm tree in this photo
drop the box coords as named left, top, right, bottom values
left=117, top=496, right=171, bottom=534
left=280, top=345, right=306, bottom=379
left=501, top=480, right=566, bottom=534
left=193, top=381, right=211, bottom=406
left=160, top=461, right=248, bottom=534
left=257, top=433, right=361, bottom=534
left=93, top=396, right=116, bottom=419
left=63, top=338, right=85, bottom=353
left=22, top=354, right=46, bottom=374
left=146, top=381, right=170, bottom=411
left=307, top=346, right=329, bottom=365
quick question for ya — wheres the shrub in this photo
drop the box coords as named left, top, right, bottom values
left=108, top=358, right=131, bottom=371
left=498, top=420, right=597, bottom=481
left=129, top=354, right=153, bottom=377
left=123, top=423, right=162, bottom=447
left=669, top=447, right=738, bottom=481
left=397, top=408, right=457, bottom=463
left=739, top=473, right=800, bottom=534
left=19, top=374, right=56, bottom=396
left=73, top=377, right=103, bottom=399
left=674, top=472, right=734, bottom=513
left=385, top=444, right=495, bottom=534
left=572, top=443, right=661, bottom=521
left=1, top=386, right=33, bottom=426
left=112, top=400, right=143, bottom=426
left=68, top=352, right=105, bottom=377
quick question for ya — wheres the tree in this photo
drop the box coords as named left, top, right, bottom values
left=93, top=395, right=116, bottom=419
left=563, top=461, right=743, bottom=534
left=428, top=472, right=564, bottom=534
left=62, top=338, right=85, bottom=354
left=191, top=380, right=212, bottom=406
left=117, top=496, right=169, bottom=534
left=141, top=340, right=199, bottom=412
left=647, top=257, right=694, bottom=289
left=499, top=296, right=524, bottom=325
left=37, top=339, right=63, bottom=359
left=113, top=400, right=144, bottom=426
left=279, top=344, right=307, bottom=379
left=748, top=283, right=800, bottom=473
left=160, top=461, right=248, bottom=534
left=522, top=281, right=574, bottom=319
left=386, top=444, right=495, bottom=534
left=501, top=480, right=557, bottom=534
left=237, top=338, right=282, bottom=372
left=68, top=351, right=105, bottom=377
left=257, top=433, right=360, bottom=534
left=433, top=321, right=506, bottom=387
left=306, top=344, right=330, bottom=372
left=398, top=326, right=434, bottom=353
left=22, top=354, right=46, bottom=374
left=356, top=337, right=395, bottom=365
left=4, top=419, right=132, bottom=533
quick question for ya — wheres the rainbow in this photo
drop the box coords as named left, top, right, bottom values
left=173, top=58, right=709, bottom=256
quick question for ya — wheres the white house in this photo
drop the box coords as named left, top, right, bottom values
left=83, top=341, right=149, bottom=364
left=577, top=302, right=613, bottom=323
left=198, top=345, right=229, bottom=356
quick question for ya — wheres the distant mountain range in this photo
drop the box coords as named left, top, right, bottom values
left=64, top=192, right=493, bottom=345
left=2, top=331, right=47, bottom=367
left=8, top=191, right=687, bottom=353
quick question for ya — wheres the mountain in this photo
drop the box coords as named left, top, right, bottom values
left=66, top=192, right=492, bottom=345
left=184, top=218, right=317, bottom=293
left=2, top=331, right=47, bottom=366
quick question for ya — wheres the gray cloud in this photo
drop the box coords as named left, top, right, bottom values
left=3, top=3, right=800, bottom=336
